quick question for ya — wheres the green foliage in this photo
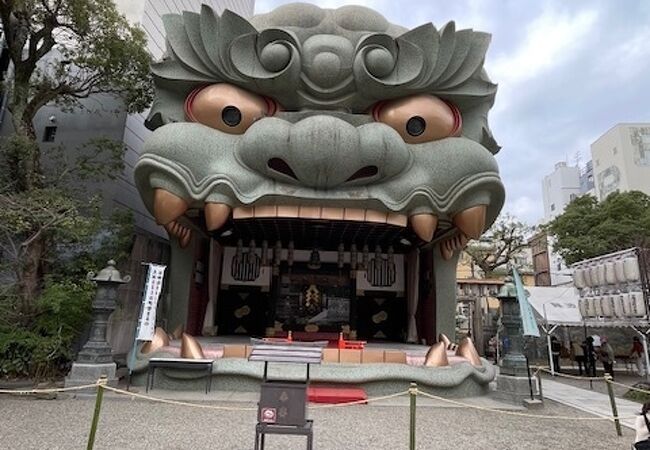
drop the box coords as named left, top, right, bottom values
left=0, top=0, right=148, bottom=379
left=3, top=0, right=153, bottom=121
left=49, top=209, right=135, bottom=282
left=546, top=191, right=650, bottom=264
left=0, top=280, right=93, bottom=379
left=0, top=135, right=40, bottom=191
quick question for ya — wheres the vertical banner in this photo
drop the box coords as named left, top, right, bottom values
left=136, top=263, right=166, bottom=341
left=513, top=267, right=540, bottom=337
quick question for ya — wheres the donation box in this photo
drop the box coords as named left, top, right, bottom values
left=258, top=380, right=307, bottom=426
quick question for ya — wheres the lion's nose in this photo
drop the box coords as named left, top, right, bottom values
left=238, top=116, right=410, bottom=189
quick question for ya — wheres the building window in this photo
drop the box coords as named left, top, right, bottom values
left=613, top=147, right=617, bottom=154
left=550, top=203, right=555, bottom=211
left=595, top=159, right=599, bottom=167
left=569, top=194, right=577, bottom=201
left=42, top=126, right=57, bottom=142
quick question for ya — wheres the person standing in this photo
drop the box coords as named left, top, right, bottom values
left=600, top=336, right=615, bottom=379
left=585, top=337, right=596, bottom=376
left=571, top=340, right=585, bottom=375
left=634, top=401, right=650, bottom=448
left=631, top=336, right=647, bottom=377
left=488, top=335, right=498, bottom=364
left=550, top=336, right=561, bottom=374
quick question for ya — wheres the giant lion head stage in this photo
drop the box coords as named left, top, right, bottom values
left=134, top=3, right=504, bottom=350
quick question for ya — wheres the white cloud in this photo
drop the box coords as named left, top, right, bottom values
left=504, top=195, right=541, bottom=225
left=593, top=27, right=650, bottom=82
left=489, top=8, right=599, bottom=86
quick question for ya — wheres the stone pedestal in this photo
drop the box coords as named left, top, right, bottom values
left=492, top=374, right=537, bottom=406
left=65, top=363, right=118, bottom=388
left=64, top=260, right=130, bottom=390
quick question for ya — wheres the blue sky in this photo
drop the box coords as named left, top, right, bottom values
left=255, top=0, right=650, bottom=225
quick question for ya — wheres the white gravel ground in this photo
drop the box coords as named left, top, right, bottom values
left=0, top=393, right=635, bottom=450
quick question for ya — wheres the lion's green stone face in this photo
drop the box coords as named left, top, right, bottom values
left=135, top=3, right=504, bottom=250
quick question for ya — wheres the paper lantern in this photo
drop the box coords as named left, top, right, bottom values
left=623, top=257, right=640, bottom=282
left=574, top=269, right=586, bottom=289
left=614, top=260, right=626, bottom=283
left=604, top=262, right=616, bottom=285
left=629, top=291, right=646, bottom=317
left=613, top=295, right=626, bottom=317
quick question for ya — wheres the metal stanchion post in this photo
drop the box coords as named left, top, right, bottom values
left=87, top=376, right=107, bottom=450
left=535, top=370, right=544, bottom=402
left=409, top=382, right=417, bottom=450
left=604, top=374, right=622, bottom=437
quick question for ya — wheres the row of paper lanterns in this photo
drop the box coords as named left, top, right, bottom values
left=578, top=292, right=646, bottom=318
left=573, top=256, right=640, bottom=288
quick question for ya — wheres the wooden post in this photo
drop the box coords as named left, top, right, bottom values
left=87, top=376, right=107, bottom=450
left=604, top=374, right=622, bottom=437
left=409, top=382, right=417, bottom=450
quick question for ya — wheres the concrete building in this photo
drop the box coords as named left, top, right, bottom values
left=536, top=161, right=587, bottom=286
left=580, top=160, right=595, bottom=196
left=591, top=123, right=650, bottom=201
left=541, top=162, right=581, bottom=223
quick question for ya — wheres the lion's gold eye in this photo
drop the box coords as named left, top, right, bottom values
left=184, top=83, right=277, bottom=134
left=372, top=95, right=462, bottom=144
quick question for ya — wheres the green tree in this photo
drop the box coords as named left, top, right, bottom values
left=0, top=0, right=152, bottom=307
left=546, top=191, right=650, bottom=264
left=464, top=214, right=531, bottom=278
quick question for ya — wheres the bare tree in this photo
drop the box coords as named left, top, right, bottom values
left=464, top=214, right=531, bottom=278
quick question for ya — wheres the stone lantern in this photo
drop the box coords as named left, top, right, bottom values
left=65, top=260, right=130, bottom=388
left=496, top=276, right=528, bottom=377
left=493, top=275, right=537, bottom=406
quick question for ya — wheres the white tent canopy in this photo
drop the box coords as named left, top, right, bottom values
left=524, top=285, right=650, bottom=377
left=526, top=286, right=650, bottom=328
left=526, top=286, right=583, bottom=326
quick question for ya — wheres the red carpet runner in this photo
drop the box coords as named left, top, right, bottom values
left=308, top=385, right=368, bottom=404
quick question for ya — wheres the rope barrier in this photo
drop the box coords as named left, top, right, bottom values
left=415, top=388, right=638, bottom=421
left=1, top=378, right=641, bottom=424
left=608, top=379, right=650, bottom=396
left=537, top=368, right=605, bottom=382
left=101, top=385, right=258, bottom=411
left=0, top=381, right=103, bottom=395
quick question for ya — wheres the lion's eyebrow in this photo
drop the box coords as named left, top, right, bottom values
left=147, top=6, right=499, bottom=153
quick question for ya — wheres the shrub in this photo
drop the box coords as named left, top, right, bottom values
left=0, top=280, right=94, bottom=379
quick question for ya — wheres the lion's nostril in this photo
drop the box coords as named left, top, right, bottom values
left=346, top=165, right=378, bottom=183
left=268, top=158, right=298, bottom=180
